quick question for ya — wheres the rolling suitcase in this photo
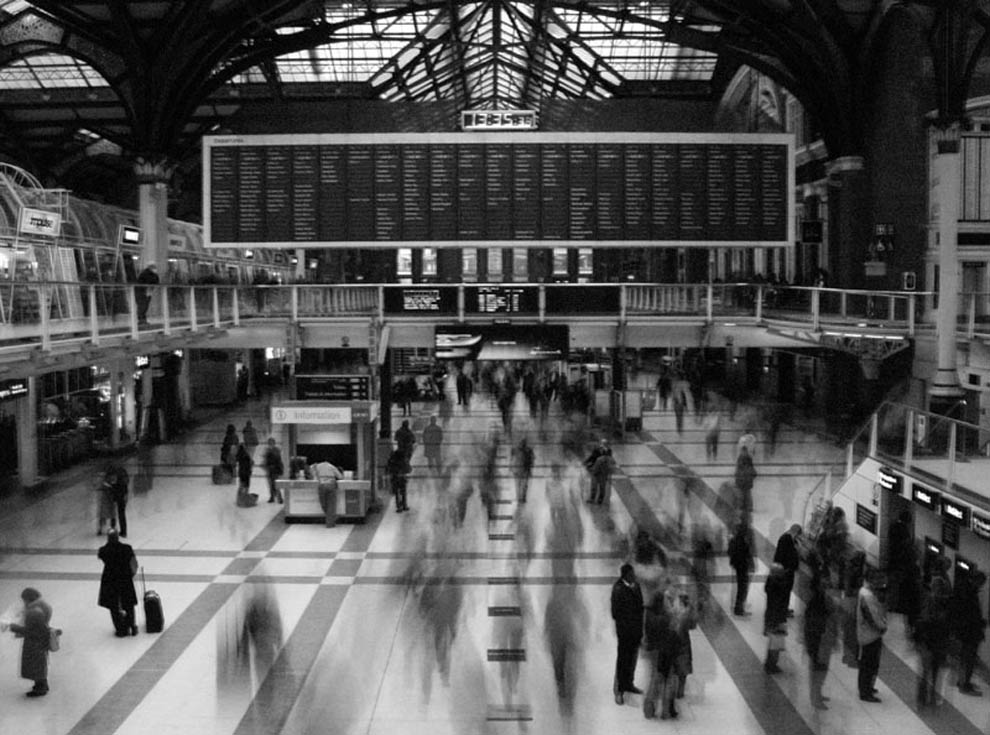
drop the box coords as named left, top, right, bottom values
left=141, top=567, right=165, bottom=633
left=212, top=464, right=233, bottom=485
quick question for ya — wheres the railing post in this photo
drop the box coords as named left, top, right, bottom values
left=231, top=287, right=240, bottom=326
left=947, top=422, right=957, bottom=491
left=705, top=283, right=713, bottom=322
left=619, top=284, right=626, bottom=324
left=840, top=290, right=847, bottom=317
left=458, top=284, right=465, bottom=322
left=905, top=407, right=915, bottom=465
left=887, top=294, right=895, bottom=322
left=538, top=284, right=546, bottom=323
left=89, top=285, right=99, bottom=345
left=128, top=286, right=138, bottom=337
left=189, top=286, right=198, bottom=331
left=378, top=285, right=385, bottom=321
left=755, top=285, right=763, bottom=321
left=968, top=293, right=976, bottom=339
left=39, top=285, right=51, bottom=351
left=212, top=287, right=221, bottom=329
left=162, top=287, right=171, bottom=335
left=811, top=289, right=821, bottom=331
left=908, top=294, right=916, bottom=336
left=291, top=285, right=299, bottom=322
left=869, top=412, right=878, bottom=456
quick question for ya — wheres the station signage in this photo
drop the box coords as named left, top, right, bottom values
left=876, top=466, right=903, bottom=495
left=972, top=511, right=990, bottom=541
left=271, top=401, right=378, bottom=425
left=855, top=503, right=878, bottom=535
left=18, top=207, right=61, bottom=237
left=0, top=378, right=27, bottom=401
left=912, top=486, right=940, bottom=512
left=461, top=109, right=538, bottom=131
left=940, top=496, right=971, bottom=526
left=295, top=375, right=371, bottom=401
left=943, top=519, right=960, bottom=550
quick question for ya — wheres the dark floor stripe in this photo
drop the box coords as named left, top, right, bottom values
left=66, top=583, right=240, bottom=735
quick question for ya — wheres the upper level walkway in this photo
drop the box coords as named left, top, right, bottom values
left=0, top=281, right=932, bottom=375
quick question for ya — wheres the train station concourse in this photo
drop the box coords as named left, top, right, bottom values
left=1, top=2, right=990, bottom=735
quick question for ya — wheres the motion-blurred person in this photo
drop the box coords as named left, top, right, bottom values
left=803, top=552, right=837, bottom=709
left=673, top=586, right=698, bottom=699
left=8, top=587, right=54, bottom=696
left=728, top=520, right=755, bottom=617
left=841, top=549, right=867, bottom=667
left=642, top=589, right=680, bottom=720
left=241, top=420, right=259, bottom=459
left=702, top=408, right=721, bottom=461
left=764, top=563, right=790, bottom=674
left=97, top=469, right=119, bottom=536
left=545, top=583, right=587, bottom=719
left=220, top=424, right=239, bottom=469
left=421, top=415, right=444, bottom=472
left=455, top=369, right=473, bottom=406
left=105, top=464, right=130, bottom=537
left=951, top=569, right=988, bottom=696
left=914, top=575, right=952, bottom=707
left=856, top=570, right=888, bottom=703
left=98, top=528, right=138, bottom=637
left=135, top=261, right=158, bottom=324
left=733, top=447, right=757, bottom=522
left=261, top=437, right=285, bottom=503
left=511, top=435, right=534, bottom=503
left=611, top=563, right=644, bottom=704
left=672, top=392, right=686, bottom=435
left=395, top=419, right=416, bottom=461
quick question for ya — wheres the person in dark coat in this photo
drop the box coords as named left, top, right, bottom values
left=235, top=444, right=258, bottom=507
left=610, top=563, right=644, bottom=704
left=642, top=589, right=681, bottom=720
left=104, top=464, right=130, bottom=537
left=952, top=569, right=988, bottom=696
left=261, top=437, right=285, bottom=504
left=803, top=552, right=836, bottom=709
left=455, top=370, right=473, bottom=406
left=914, top=575, right=952, bottom=706
left=9, top=587, right=53, bottom=696
left=98, top=529, right=138, bottom=637
left=135, top=262, right=159, bottom=324
left=394, top=419, right=416, bottom=461
left=764, top=563, right=791, bottom=673
left=241, top=420, right=260, bottom=459
left=728, top=520, right=755, bottom=616
left=773, top=524, right=802, bottom=615
left=733, top=448, right=756, bottom=522
left=386, top=448, right=410, bottom=513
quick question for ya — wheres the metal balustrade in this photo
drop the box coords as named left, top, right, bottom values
left=0, top=281, right=928, bottom=355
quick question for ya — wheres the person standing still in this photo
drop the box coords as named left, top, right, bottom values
left=422, top=415, right=444, bottom=472
left=262, top=437, right=285, bottom=503
left=235, top=444, right=258, bottom=507
left=312, top=458, right=344, bottom=527
left=611, top=563, right=644, bottom=704
left=728, top=521, right=755, bottom=616
left=220, top=424, right=239, bottom=470
left=135, top=262, right=159, bottom=324
left=512, top=436, right=534, bottom=503
left=386, top=448, right=410, bottom=513
left=106, top=465, right=130, bottom=537
left=856, top=571, right=888, bottom=703
left=8, top=587, right=54, bottom=696
left=774, top=524, right=802, bottom=616
left=395, top=419, right=416, bottom=462
left=98, top=529, right=139, bottom=637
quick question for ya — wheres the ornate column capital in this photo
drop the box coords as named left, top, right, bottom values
left=133, top=158, right=173, bottom=185
left=932, top=122, right=962, bottom=154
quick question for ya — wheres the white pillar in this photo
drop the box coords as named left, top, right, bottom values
left=931, top=125, right=965, bottom=401
left=16, top=376, right=38, bottom=486
left=122, top=365, right=137, bottom=442
left=135, top=160, right=171, bottom=279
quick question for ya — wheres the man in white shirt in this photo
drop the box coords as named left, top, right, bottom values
left=311, top=459, right=343, bottom=527
left=856, top=570, right=888, bottom=703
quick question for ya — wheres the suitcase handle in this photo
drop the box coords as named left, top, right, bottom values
left=140, top=566, right=147, bottom=596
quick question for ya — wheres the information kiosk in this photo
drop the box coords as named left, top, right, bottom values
left=270, top=400, right=378, bottom=522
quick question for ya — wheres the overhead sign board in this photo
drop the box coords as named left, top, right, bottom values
left=972, top=510, right=990, bottom=541
left=912, top=485, right=940, bottom=512
left=0, top=378, right=28, bottom=401
left=18, top=207, right=61, bottom=237
left=461, top=109, right=539, bottom=131
left=271, top=401, right=378, bottom=425
left=940, top=496, right=971, bottom=526
left=876, top=466, right=903, bottom=495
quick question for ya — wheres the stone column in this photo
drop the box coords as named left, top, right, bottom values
left=930, top=125, right=965, bottom=406
left=135, top=159, right=171, bottom=278
left=15, top=377, right=38, bottom=486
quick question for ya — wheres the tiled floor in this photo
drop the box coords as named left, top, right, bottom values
left=0, top=384, right=987, bottom=735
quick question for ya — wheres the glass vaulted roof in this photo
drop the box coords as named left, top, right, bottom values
left=0, top=0, right=717, bottom=106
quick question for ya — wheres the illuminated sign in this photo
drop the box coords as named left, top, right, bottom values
left=18, top=207, right=61, bottom=237
left=270, top=401, right=378, bottom=425
left=971, top=511, right=990, bottom=541
left=912, top=486, right=940, bottom=512
left=402, top=289, right=442, bottom=312
left=118, top=225, right=142, bottom=245
left=135, top=355, right=150, bottom=369
left=876, top=466, right=903, bottom=495
left=940, top=496, right=971, bottom=526
left=461, top=109, right=538, bottom=131
left=0, top=379, right=27, bottom=401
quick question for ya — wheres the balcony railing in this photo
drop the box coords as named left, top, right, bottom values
left=0, top=281, right=929, bottom=354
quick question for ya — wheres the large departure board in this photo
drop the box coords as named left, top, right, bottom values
left=203, top=132, right=794, bottom=248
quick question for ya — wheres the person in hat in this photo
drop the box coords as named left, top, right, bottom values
left=136, top=262, right=159, bottom=324
left=8, top=587, right=54, bottom=696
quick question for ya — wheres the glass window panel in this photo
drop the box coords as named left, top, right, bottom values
left=553, top=248, right=569, bottom=275
left=512, top=248, right=528, bottom=282
left=487, top=248, right=502, bottom=281
left=397, top=248, right=413, bottom=276
left=578, top=248, right=593, bottom=275
left=421, top=247, right=437, bottom=276
left=462, top=247, right=477, bottom=277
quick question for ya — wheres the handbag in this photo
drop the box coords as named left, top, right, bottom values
left=48, top=627, right=62, bottom=652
